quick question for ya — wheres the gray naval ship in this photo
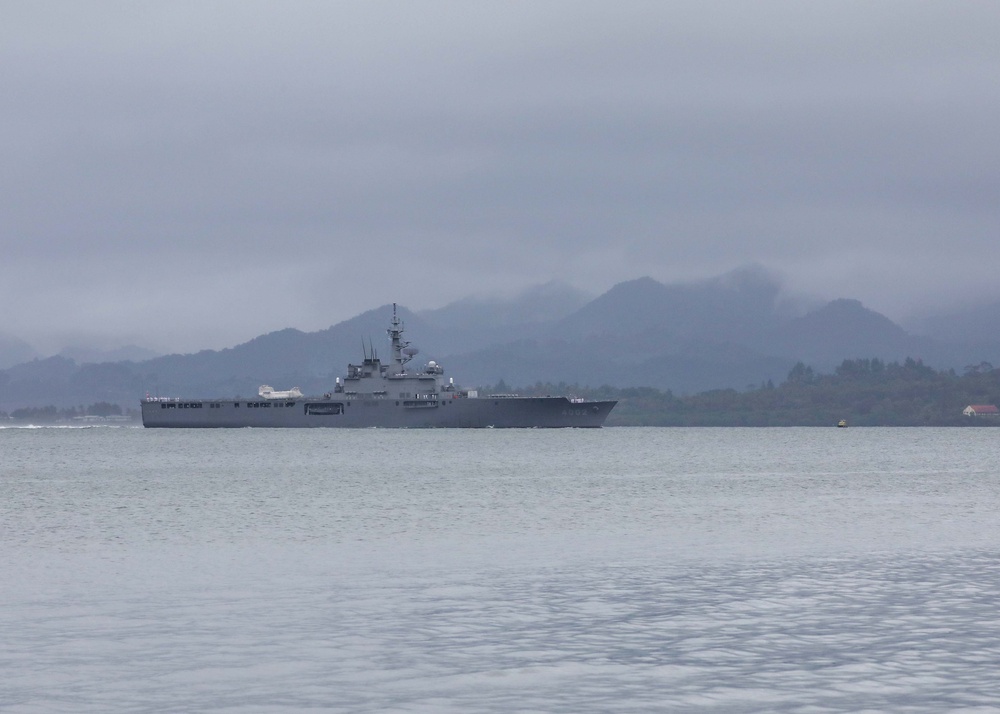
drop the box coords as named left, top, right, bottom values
left=141, top=305, right=617, bottom=428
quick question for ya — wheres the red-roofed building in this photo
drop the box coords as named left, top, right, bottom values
left=963, top=404, right=999, bottom=417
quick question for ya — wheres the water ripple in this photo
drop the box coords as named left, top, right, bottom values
left=4, top=550, right=1000, bottom=712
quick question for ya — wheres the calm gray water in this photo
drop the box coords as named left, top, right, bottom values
left=3, top=426, right=1000, bottom=712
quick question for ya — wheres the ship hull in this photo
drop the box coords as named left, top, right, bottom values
left=141, top=396, right=617, bottom=428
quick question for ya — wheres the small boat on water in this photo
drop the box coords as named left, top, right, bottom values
left=837, top=420, right=848, bottom=428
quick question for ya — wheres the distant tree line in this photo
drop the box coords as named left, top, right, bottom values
left=6, top=358, right=1000, bottom=426
left=2, top=402, right=136, bottom=423
left=484, top=358, right=1000, bottom=426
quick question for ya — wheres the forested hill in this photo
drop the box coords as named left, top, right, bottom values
left=6, top=271, right=1000, bottom=413
left=498, top=358, right=1000, bottom=426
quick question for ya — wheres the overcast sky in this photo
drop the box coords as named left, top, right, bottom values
left=3, top=1, right=999, bottom=353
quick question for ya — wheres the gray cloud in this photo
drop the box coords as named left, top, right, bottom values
left=2, top=1, right=999, bottom=352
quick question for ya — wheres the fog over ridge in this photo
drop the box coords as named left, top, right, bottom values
left=3, top=2, right=998, bottom=353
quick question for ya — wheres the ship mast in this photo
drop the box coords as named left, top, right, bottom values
left=388, top=303, right=411, bottom=367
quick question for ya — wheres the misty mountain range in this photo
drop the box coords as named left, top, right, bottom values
left=3, top=268, right=1000, bottom=411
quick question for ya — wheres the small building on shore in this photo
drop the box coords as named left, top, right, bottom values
left=963, top=404, right=999, bottom=417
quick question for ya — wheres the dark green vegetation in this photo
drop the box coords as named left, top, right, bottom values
left=4, top=402, right=137, bottom=424
left=487, top=359, right=1000, bottom=426
left=5, top=359, right=1000, bottom=426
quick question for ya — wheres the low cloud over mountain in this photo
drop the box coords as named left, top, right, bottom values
left=3, top=269, right=1000, bottom=410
